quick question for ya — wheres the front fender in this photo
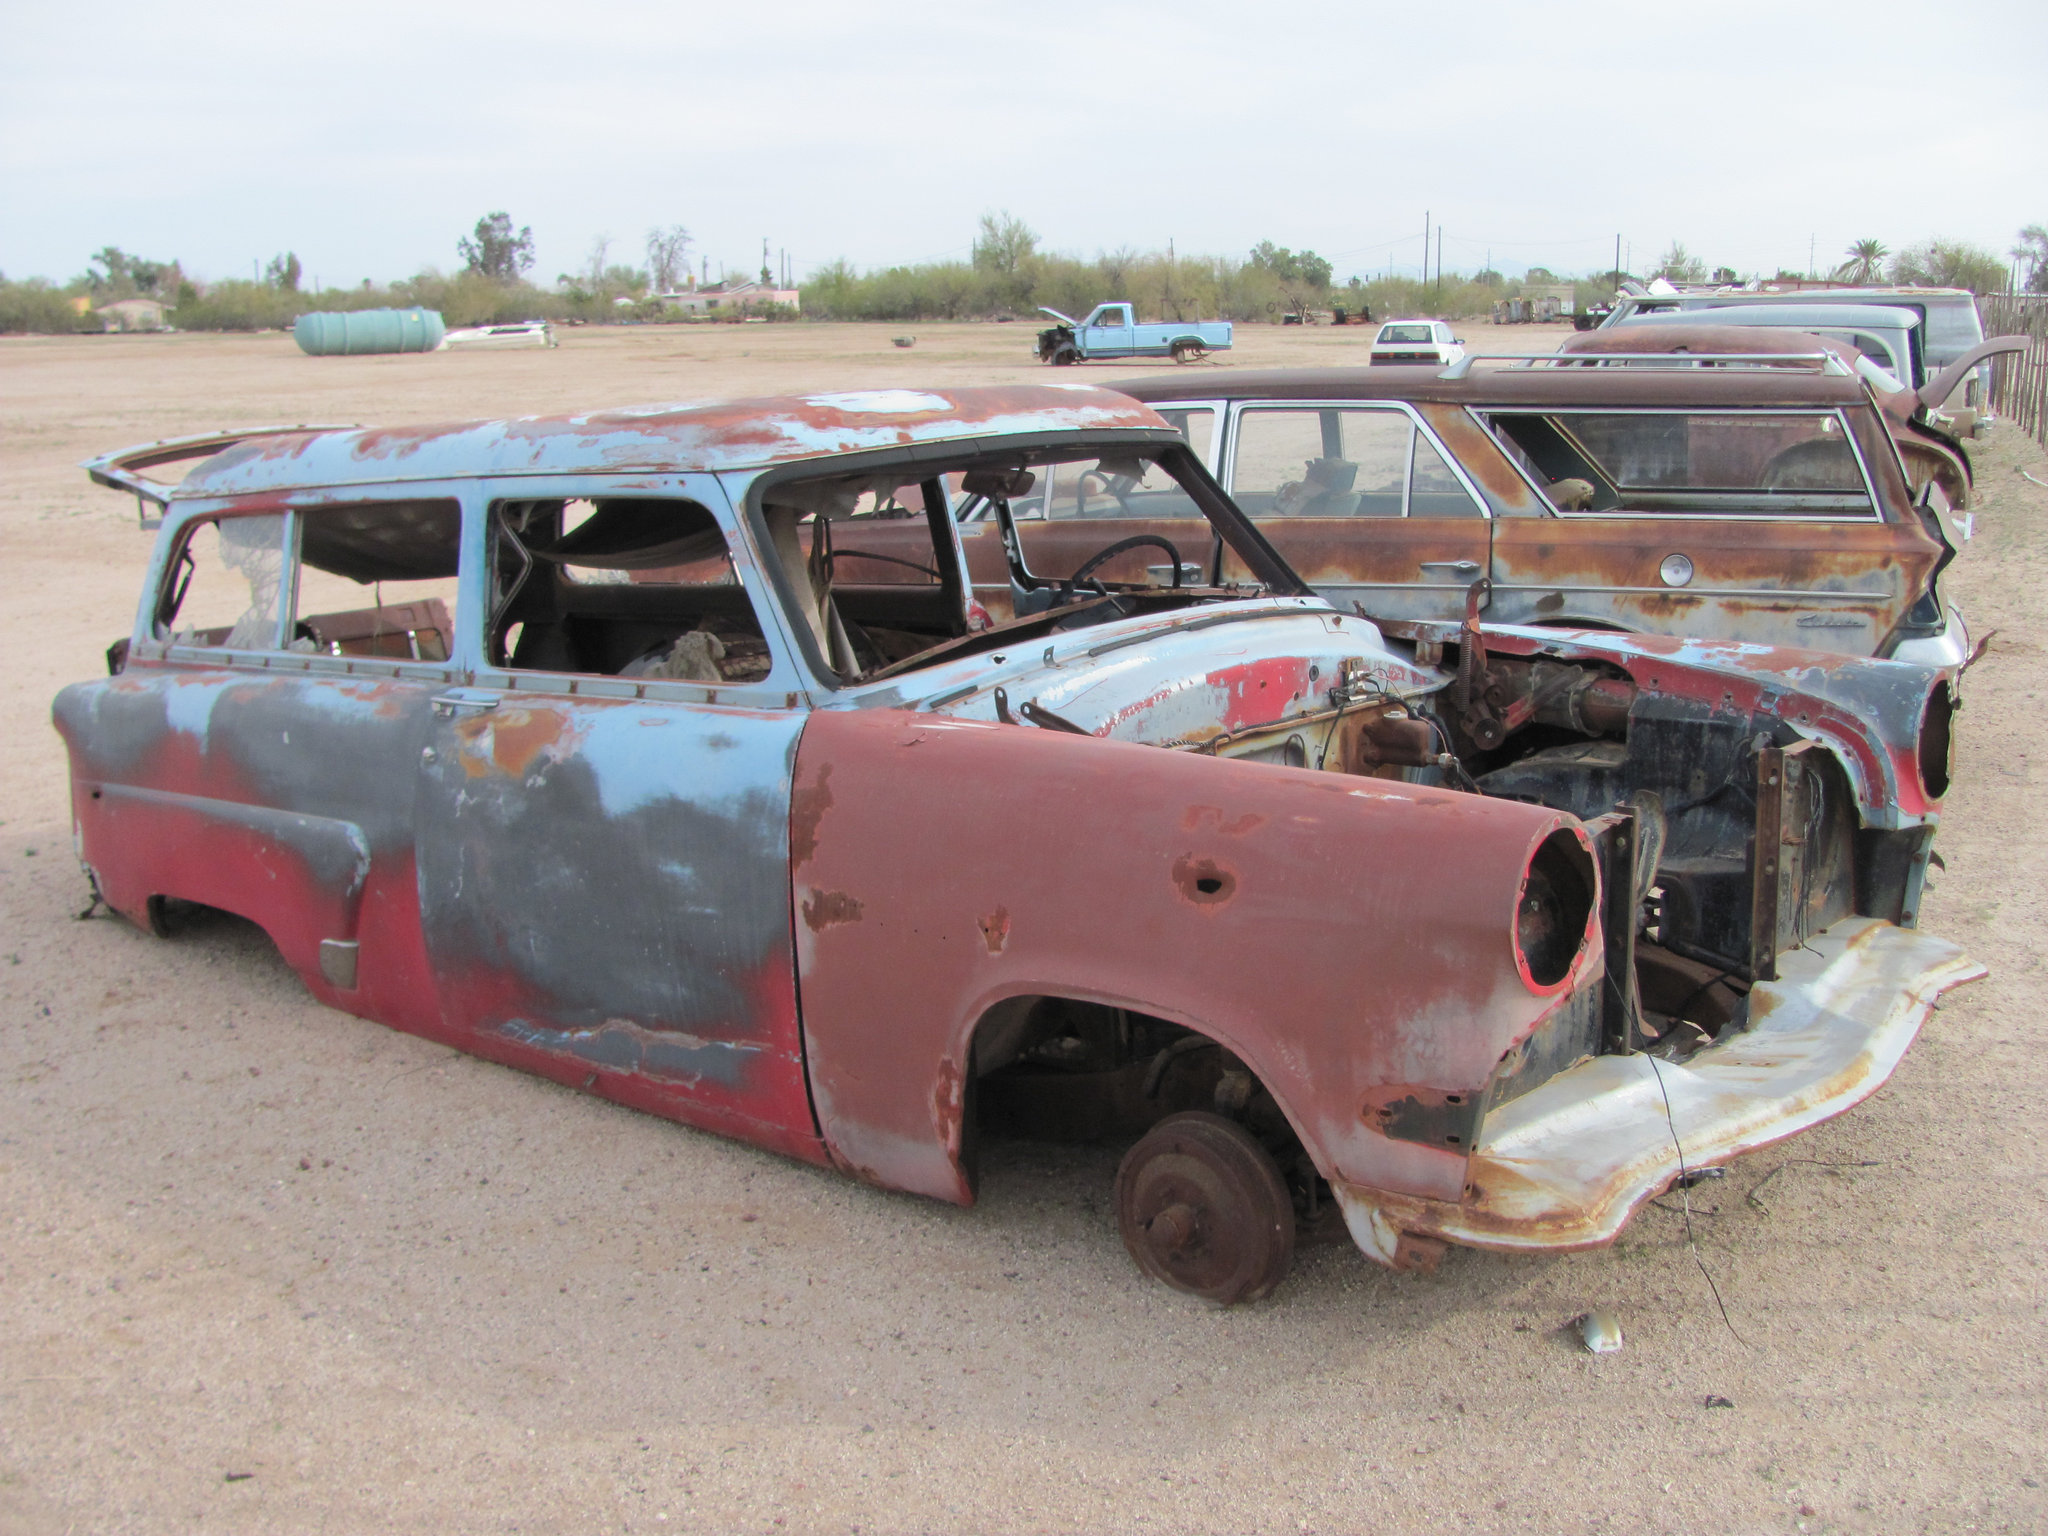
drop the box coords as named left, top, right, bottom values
left=789, top=707, right=1592, bottom=1206
left=1474, top=625, right=1949, bottom=827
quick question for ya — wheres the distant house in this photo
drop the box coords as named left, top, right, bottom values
left=656, top=281, right=800, bottom=316
left=97, top=298, right=170, bottom=332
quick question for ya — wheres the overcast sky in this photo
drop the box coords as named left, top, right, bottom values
left=5, top=0, right=2043, bottom=290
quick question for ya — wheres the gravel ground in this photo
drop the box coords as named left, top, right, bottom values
left=1, top=322, right=2042, bottom=1535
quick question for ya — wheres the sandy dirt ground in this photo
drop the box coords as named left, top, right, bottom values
left=1, top=321, right=2042, bottom=1535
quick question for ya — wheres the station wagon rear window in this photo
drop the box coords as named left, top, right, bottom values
left=1482, top=410, right=1876, bottom=518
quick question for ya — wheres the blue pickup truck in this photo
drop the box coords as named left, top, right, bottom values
left=1036, top=302, right=1233, bottom=365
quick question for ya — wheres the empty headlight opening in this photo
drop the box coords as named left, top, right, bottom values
left=1516, top=829, right=1597, bottom=990
left=1918, top=682, right=1954, bottom=801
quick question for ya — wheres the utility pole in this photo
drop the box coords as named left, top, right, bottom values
left=1423, top=210, right=1429, bottom=285
left=1614, top=233, right=1621, bottom=286
left=1808, top=233, right=1815, bottom=281
left=1436, top=227, right=1443, bottom=305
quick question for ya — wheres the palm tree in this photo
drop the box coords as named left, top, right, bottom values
left=1834, top=239, right=1888, bottom=284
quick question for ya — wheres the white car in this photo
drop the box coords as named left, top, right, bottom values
left=437, top=320, right=557, bottom=351
left=1368, top=319, right=1464, bottom=367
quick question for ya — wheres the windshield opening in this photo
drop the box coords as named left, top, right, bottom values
left=747, top=439, right=1301, bottom=687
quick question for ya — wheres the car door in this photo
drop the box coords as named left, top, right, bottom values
left=1084, top=304, right=1132, bottom=356
left=58, top=497, right=460, bottom=1034
left=1478, top=405, right=1935, bottom=651
left=1215, top=401, right=1490, bottom=623
left=410, top=474, right=822, bottom=1157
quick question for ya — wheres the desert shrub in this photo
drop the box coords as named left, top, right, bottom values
left=0, top=277, right=98, bottom=334
left=167, top=279, right=304, bottom=331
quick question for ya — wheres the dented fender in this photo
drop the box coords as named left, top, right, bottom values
left=788, top=706, right=1599, bottom=1207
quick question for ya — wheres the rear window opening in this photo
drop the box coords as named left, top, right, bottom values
left=157, top=500, right=462, bottom=661
left=1485, top=410, right=1877, bottom=517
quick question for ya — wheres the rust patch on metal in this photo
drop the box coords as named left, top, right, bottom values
left=801, top=889, right=864, bottom=931
left=978, top=907, right=1011, bottom=954
left=1391, top=1230, right=1448, bottom=1274
left=1171, top=855, right=1237, bottom=906
left=932, top=1056, right=967, bottom=1152
left=456, top=706, right=568, bottom=779
left=1181, top=805, right=1267, bottom=836
left=789, top=763, right=834, bottom=868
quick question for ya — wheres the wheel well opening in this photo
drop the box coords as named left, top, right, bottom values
left=963, top=996, right=1336, bottom=1240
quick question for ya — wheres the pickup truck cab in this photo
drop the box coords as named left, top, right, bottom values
left=1037, top=302, right=1232, bottom=365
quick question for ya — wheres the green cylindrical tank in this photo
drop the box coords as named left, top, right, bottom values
left=293, top=308, right=446, bottom=356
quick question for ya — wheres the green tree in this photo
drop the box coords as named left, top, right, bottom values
left=459, top=212, right=536, bottom=281
left=1834, top=238, right=1888, bottom=283
left=972, top=211, right=1038, bottom=276
left=1888, top=238, right=2005, bottom=295
left=86, top=247, right=175, bottom=296
left=265, top=252, right=302, bottom=291
left=1249, top=242, right=1333, bottom=289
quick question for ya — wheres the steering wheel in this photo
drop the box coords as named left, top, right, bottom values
left=1055, top=535, right=1186, bottom=606
left=1074, top=470, right=1136, bottom=517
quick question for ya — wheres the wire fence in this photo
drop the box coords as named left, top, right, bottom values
left=1979, top=294, right=2048, bottom=448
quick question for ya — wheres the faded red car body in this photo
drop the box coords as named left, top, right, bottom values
left=56, top=383, right=1983, bottom=1301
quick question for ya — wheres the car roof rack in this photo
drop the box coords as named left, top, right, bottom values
left=1438, top=351, right=1851, bottom=381
left=82, top=424, right=357, bottom=528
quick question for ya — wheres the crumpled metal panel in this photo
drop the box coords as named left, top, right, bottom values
left=167, top=386, right=1173, bottom=500
left=1442, top=623, right=1949, bottom=826
left=789, top=705, right=1596, bottom=1208
left=1332, top=916, right=1985, bottom=1259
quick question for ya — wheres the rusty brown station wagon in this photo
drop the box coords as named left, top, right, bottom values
left=899, top=354, right=1972, bottom=668
left=58, top=384, right=1981, bottom=1302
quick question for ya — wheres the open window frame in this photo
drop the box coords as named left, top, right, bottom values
left=737, top=432, right=1309, bottom=692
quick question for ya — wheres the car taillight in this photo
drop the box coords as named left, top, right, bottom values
left=1515, top=829, right=1597, bottom=992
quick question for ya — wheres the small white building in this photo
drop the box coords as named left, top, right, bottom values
left=97, top=297, right=170, bottom=332
left=656, top=281, right=800, bottom=316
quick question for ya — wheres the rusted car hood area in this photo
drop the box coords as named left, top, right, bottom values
left=1419, top=620, right=1951, bottom=827
left=870, top=599, right=1441, bottom=744
left=1335, top=918, right=1986, bottom=1259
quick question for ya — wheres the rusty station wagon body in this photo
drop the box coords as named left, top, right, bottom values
left=57, top=384, right=1982, bottom=1302
left=996, top=359, right=1964, bottom=668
